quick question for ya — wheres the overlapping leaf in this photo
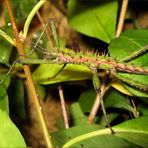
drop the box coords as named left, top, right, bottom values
left=61, top=117, right=148, bottom=147
left=68, top=0, right=118, bottom=43
left=33, top=64, right=92, bottom=84
left=0, top=85, right=26, bottom=147
left=109, top=29, right=148, bottom=97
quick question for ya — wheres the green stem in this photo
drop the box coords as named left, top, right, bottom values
left=0, top=29, right=14, bottom=45
left=22, top=0, right=46, bottom=38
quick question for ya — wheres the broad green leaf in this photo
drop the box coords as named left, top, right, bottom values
left=0, top=85, right=26, bottom=147
left=109, top=29, right=148, bottom=62
left=70, top=102, right=87, bottom=126
left=99, top=112, right=119, bottom=126
left=0, top=37, right=12, bottom=66
left=79, top=88, right=133, bottom=113
left=33, top=64, right=92, bottom=84
left=0, top=74, right=11, bottom=90
left=5, top=0, right=37, bottom=24
left=79, top=89, right=96, bottom=113
left=57, top=125, right=137, bottom=148
left=108, top=30, right=148, bottom=97
left=36, top=84, right=46, bottom=101
left=0, top=85, right=9, bottom=112
left=51, top=124, right=102, bottom=147
left=114, top=117, right=148, bottom=147
left=9, top=79, right=26, bottom=120
left=68, top=0, right=118, bottom=43
left=55, top=116, right=65, bottom=130
left=0, top=111, right=26, bottom=147
left=104, top=88, right=133, bottom=112
left=65, top=134, right=136, bottom=148
left=111, top=80, right=133, bottom=96
left=124, top=84, right=148, bottom=98
left=62, top=117, right=147, bottom=147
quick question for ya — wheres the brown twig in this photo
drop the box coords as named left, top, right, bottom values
left=36, top=10, right=70, bottom=129
left=130, top=98, right=139, bottom=118
left=88, top=84, right=110, bottom=124
left=58, top=86, right=69, bottom=129
left=4, top=0, right=53, bottom=147
left=88, top=93, right=101, bottom=124
left=116, top=0, right=129, bottom=37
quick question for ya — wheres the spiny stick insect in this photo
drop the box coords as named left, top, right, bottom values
left=0, top=19, right=148, bottom=133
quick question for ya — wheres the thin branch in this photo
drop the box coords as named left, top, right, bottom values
left=88, top=93, right=101, bottom=124
left=22, top=0, right=46, bottom=38
left=100, top=87, right=114, bottom=134
left=130, top=98, right=139, bottom=118
left=58, top=86, right=69, bottom=129
left=116, top=0, right=129, bottom=37
left=36, top=11, right=54, bottom=48
left=4, top=0, right=53, bottom=147
left=88, top=84, right=110, bottom=124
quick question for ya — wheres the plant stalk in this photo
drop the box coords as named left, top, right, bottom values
left=116, top=0, right=129, bottom=37
left=58, top=86, right=69, bottom=129
left=4, top=0, right=53, bottom=147
left=88, top=93, right=101, bottom=124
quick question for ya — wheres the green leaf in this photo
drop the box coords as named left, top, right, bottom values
left=0, top=85, right=26, bottom=147
left=62, top=117, right=147, bottom=147
left=104, top=88, right=133, bottom=112
left=124, top=83, right=148, bottom=98
left=109, top=29, right=148, bottom=62
left=79, top=89, right=96, bottom=113
left=108, top=30, right=148, bottom=96
left=79, top=88, right=133, bottom=113
left=114, top=117, right=148, bottom=147
left=0, top=85, right=9, bottom=112
left=0, top=37, right=12, bottom=66
left=70, top=102, right=87, bottom=126
left=70, top=134, right=136, bottom=148
left=0, top=111, right=26, bottom=147
left=9, top=79, right=26, bottom=120
left=68, top=0, right=118, bottom=43
left=99, top=112, right=119, bottom=126
left=0, top=74, right=11, bottom=90
left=33, top=64, right=92, bottom=84
left=36, top=84, right=46, bottom=101
left=5, top=0, right=37, bottom=24
left=51, top=124, right=104, bottom=147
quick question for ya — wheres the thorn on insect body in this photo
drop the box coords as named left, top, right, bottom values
left=79, top=55, right=82, bottom=58
left=114, top=57, right=118, bottom=62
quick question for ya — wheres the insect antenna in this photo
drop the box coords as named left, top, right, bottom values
left=0, top=60, right=18, bottom=85
left=49, top=19, right=60, bottom=49
left=27, top=21, right=51, bottom=56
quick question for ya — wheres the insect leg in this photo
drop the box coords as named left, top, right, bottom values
left=92, top=71, right=114, bottom=134
left=120, top=45, right=148, bottom=62
left=27, top=21, right=51, bottom=56
left=49, top=19, right=60, bottom=49
left=100, top=91, right=114, bottom=134
left=48, top=63, right=66, bottom=80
